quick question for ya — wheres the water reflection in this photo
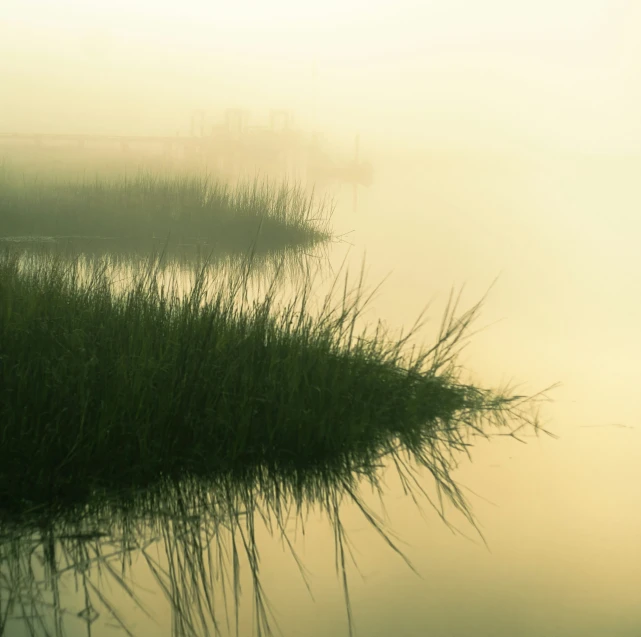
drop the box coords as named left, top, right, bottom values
left=1, top=425, right=549, bottom=637
left=0, top=180, right=561, bottom=636
left=1, top=235, right=333, bottom=296
left=1, top=240, right=549, bottom=634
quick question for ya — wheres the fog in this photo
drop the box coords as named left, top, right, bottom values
left=3, top=0, right=641, bottom=154
left=2, top=3, right=641, bottom=636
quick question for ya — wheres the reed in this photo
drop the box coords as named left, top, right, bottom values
left=0, top=165, right=333, bottom=252
left=0, top=247, right=548, bottom=514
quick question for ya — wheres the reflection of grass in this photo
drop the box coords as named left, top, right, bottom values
left=0, top=165, right=333, bottom=252
left=0, top=427, right=564, bottom=637
left=0, top=247, right=553, bottom=519
left=0, top=235, right=333, bottom=295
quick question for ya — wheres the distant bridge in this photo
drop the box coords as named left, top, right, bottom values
left=0, top=132, right=197, bottom=151
left=0, top=110, right=373, bottom=186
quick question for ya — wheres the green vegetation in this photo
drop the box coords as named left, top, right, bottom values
left=0, top=247, right=545, bottom=515
left=0, top=240, right=552, bottom=637
left=0, top=163, right=332, bottom=252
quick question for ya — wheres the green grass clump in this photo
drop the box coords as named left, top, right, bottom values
left=0, top=165, right=332, bottom=251
left=0, top=248, right=544, bottom=512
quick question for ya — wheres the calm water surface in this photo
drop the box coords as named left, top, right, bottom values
left=302, top=148, right=641, bottom=636
left=4, top=148, right=640, bottom=637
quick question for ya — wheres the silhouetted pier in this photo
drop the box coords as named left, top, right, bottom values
left=0, top=109, right=373, bottom=186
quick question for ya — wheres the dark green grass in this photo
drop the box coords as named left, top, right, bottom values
left=0, top=248, right=549, bottom=513
left=0, top=163, right=332, bottom=251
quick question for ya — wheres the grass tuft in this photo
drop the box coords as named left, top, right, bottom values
left=0, top=164, right=333, bottom=252
left=0, top=247, right=552, bottom=514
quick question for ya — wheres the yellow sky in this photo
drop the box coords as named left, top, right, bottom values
left=1, top=0, right=640, bottom=150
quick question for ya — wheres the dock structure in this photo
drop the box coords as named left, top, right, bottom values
left=0, top=110, right=373, bottom=186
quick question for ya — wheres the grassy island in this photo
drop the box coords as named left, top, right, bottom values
left=0, top=249, right=543, bottom=514
left=0, top=166, right=332, bottom=252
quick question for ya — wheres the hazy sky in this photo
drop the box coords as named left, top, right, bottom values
left=2, top=0, right=640, bottom=151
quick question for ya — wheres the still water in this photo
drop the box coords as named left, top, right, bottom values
left=312, top=148, right=641, bottom=636
left=3, top=147, right=640, bottom=636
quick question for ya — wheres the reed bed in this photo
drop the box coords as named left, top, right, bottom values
left=0, top=247, right=548, bottom=514
left=0, top=165, right=333, bottom=251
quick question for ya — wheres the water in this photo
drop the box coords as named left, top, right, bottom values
left=306, top=148, right=641, bottom=636
left=2, top=147, right=640, bottom=636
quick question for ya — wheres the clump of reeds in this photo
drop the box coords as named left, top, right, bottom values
left=0, top=165, right=333, bottom=251
left=0, top=247, right=548, bottom=513
left=0, top=248, right=555, bottom=635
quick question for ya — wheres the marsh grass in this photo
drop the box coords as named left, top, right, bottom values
left=0, top=164, right=333, bottom=251
left=0, top=246, right=556, bottom=636
left=0, top=245, right=552, bottom=520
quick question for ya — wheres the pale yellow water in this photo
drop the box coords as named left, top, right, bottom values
left=247, top=148, right=641, bottom=636
left=3, top=148, right=640, bottom=637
